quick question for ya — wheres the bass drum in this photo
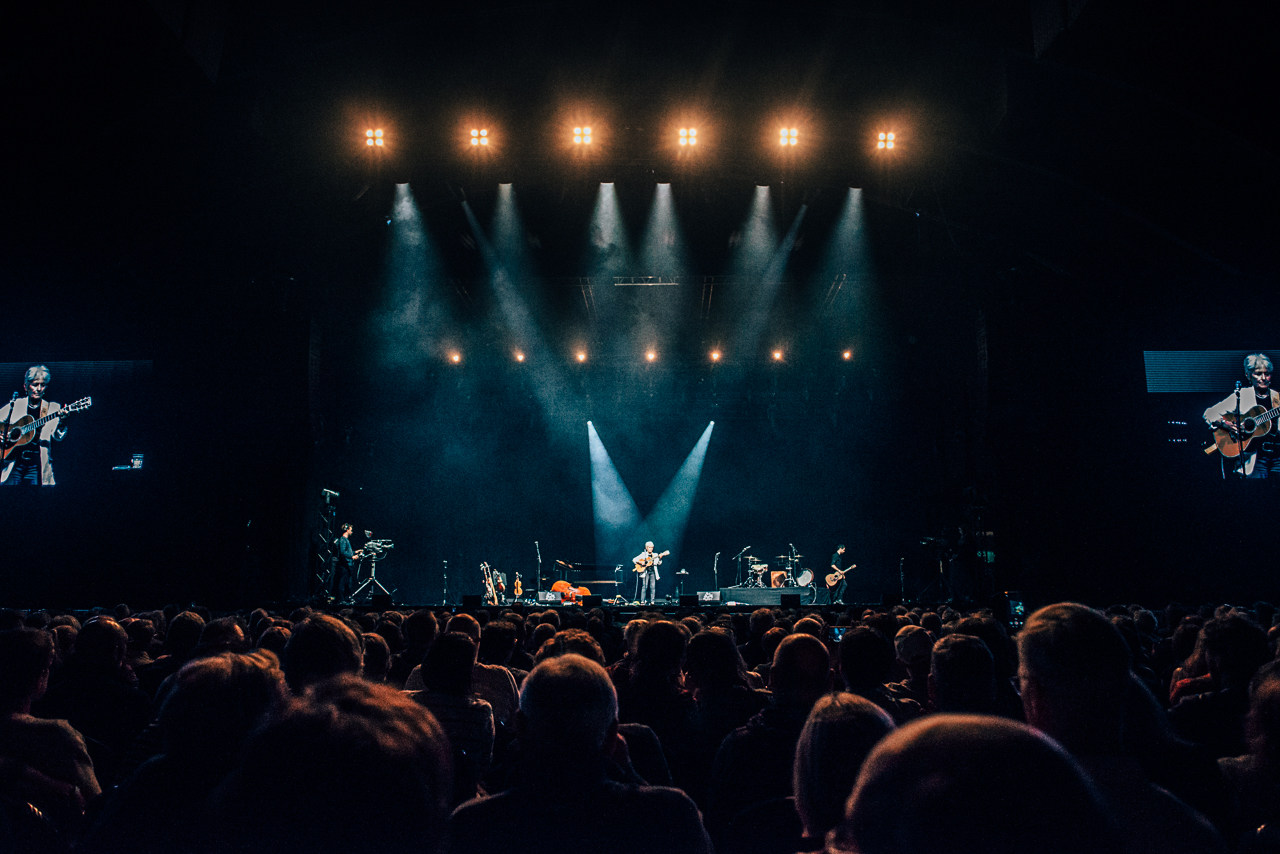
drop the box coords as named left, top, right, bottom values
left=795, top=569, right=813, bottom=587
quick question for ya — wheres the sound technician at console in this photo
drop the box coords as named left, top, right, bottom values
left=0, top=365, right=71, bottom=486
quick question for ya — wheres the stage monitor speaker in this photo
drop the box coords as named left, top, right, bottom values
left=780, top=593, right=802, bottom=608
left=697, top=591, right=722, bottom=602
left=461, top=595, right=482, bottom=609
left=582, top=595, right=603, bottom=607
left=370, top=593, right=392, bottom=610
left=679, top=594, right=698, bottom=607
left=720, top=588, right=783, bottom=606
left=537, top=591, right=560, bottom=603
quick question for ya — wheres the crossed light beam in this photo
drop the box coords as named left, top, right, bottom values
left=588, top=421, right=715, bottom=597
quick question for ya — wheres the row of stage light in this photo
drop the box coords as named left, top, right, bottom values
left=365, top=127, right=897, bottom=150
left=443, top=349, right=858, bottom=364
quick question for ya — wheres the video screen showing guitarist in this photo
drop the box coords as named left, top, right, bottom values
left=1204, top=353, right=1279, bottom=479
left=0, top=365, right=76, bottom=486
left=633, top=541, right=668, bottom=605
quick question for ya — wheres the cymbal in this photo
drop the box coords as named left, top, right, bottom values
left=676, top=570, right=689, bottom=575
left=774, top=554, right=802, bottom=559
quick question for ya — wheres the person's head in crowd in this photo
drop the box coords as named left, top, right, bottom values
left=894, top=625, right=934, bottom=677
left=536, top=628, right=606, bottom=666
left=539, top=609, right=561, bottom=630
left=113, top=603, right=131, bottom=621
left=760, top=626, right=789, bottom=665
left=446, top=613, right=482, bottom=643
left=421, top=631, right=478, bottom=695
left=531, top=622, right=558, bottom=653
left=793, top=617, right=825, bottom=639
left=770, top=633, right=832, bottom=709
left=1244, top=660, right=1280, bottom=769
left=634, top=620, right=688, bottom=684
left=159, top=650, right=285, bottom=763
left=1133, top=609, right=1158, bottom=637
left=1017, top=603, right=1130, bottom=755
left=478, top=620, right=518, bottom=666
left=1171, top=616, right=1204, bottom=666
left=952, top=615, right=1016, bottom=678
left=1201, top=614, right=1270, bottom=690
left=793, top=692, right=894, bottom=841
left=51, top=624, right=77, bottom=664
left=257, top=625, right=291, bottom=656
left=402, top=609, right=439, bottom=651
left=930, top=634, right=996, bottom=714
left=282, top=614, right=363, bottom=693
left=518, top=654, right=618, bottom=763
left=165, top=610, right=206, bottom=660
left=827, top=715, right=1118, bottom=854
left=0, top=609, right=26, bottom=632
left=839, top=626, right=895, bottom=694
left=680, top=615, right=703, bottom=638
left=124, top=618, right=156, bottom=655
left=75, top=616, right=130, bottom=675
left=684, top=627, right=750, bottom=692
left=373, top=622, right=401, bottom=655
left=209, top=674, right=452, bottom=854
left=622, top=619, right=649, bottom=659
left=195, top=616, right=248, bottom=657
left=863, top=612, right=900, bottom=643
left=361, top=632, right=391, bottom=684
left=749, top=608, right=775, bottom=639
left=0, top=628, right=56, bottom=714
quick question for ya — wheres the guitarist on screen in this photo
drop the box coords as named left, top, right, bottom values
left=632, top=541, right=667, bottom=605
left=0, top=365, right=74, bottom=486
left=1204, top=353, right=1279, bottom=479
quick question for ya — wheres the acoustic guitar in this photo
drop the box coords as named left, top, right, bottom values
left=1, top=397, right=92, bottom=459
left=633, top=550, right=669, bottom=572
left=825, top=564, right=856, bottom=589
left=1209, top=404, right=1280, bottom=458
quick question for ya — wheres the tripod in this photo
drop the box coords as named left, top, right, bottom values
left=351, top=553, right=392, bottom=602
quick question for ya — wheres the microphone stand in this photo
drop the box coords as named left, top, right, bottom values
left=733, top=545, right=750, bottom=586
left=534, top=541, right=543, bottom=600
left=442, top=560, right=449, bottom=605
left=712, top=552, right=720, bottom=594
left=1234, top=382, right=1246, bottom=481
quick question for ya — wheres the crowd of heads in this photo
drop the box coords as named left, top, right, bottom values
left=2, top=595, right=1279, bottom=852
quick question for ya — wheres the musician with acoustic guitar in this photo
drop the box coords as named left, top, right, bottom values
left=1204, top=353, right=1279, bottom=479
left=0, top=365, right=88, bottom=486
left=632, top=541, right=668, bottom=605
left=827, top=544, right=856, bottom=604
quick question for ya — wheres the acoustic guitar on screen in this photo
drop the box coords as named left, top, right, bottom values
left=1206, top=404, right=1280, bottom=458
left=1, top=397, right=92, bottom=459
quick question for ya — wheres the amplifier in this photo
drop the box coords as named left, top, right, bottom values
left=697, top=591, right=722, bottom=602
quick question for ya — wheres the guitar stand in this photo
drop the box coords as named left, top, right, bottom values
left=351, top=555, right=392, bottom=602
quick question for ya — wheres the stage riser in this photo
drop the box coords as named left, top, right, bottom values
left=718, top=588, right=819, bottom=606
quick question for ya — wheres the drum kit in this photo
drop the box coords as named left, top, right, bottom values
left=740, top=551, right=811, bottom=589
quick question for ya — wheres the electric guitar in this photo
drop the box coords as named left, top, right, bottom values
left=633, top=550, right=669, bottom=572
left=825, top=564, right=857, bottom=589
left=1, top=397, right=92, bottom=459
left=1209, top=404, right=1280, bottom=458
